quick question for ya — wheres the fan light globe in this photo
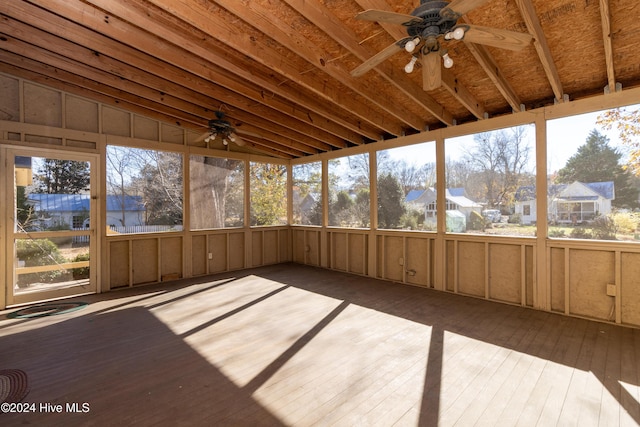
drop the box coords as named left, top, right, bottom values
left=453, top=27, right=466, bottom=40
left=404, top=37, right=420, bottom=53
left=443, top=54, right=454, bottom=69
left=404, top=56, right=418, bottom=73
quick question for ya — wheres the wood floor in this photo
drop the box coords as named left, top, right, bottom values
left=1, top=263, right=639, bottom=426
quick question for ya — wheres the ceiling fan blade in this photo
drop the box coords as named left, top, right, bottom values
left=351, top=39, right=406, bottom=77
left=355, top=9, right=423, bottom=26
left=422, top=52, right=441, bottom=91
left=194, top=130, right=210, bottom=143
left=229, top=132, right=246, bottom=147
left=462, top=25, right=533, bottom=51
left=441, top=0, right=490, bottom=19
left=235, top=128, right=262, bottom=138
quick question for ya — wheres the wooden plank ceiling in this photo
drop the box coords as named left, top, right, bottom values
left=1, top=0, right=639, bottom=159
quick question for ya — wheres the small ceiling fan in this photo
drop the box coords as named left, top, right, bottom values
left=351, top=0, right=533, bottom=91
left=195, top=111, right=247, bottom=147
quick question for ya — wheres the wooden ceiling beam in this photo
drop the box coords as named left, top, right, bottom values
left=353, top=0, right=486, bottom=120
left=461, top=19, right=522, bottom=112
left=146, top=0, right=419, bottom=134
left=514, top=0, right=564, bottom=102
left=598, top=0, right=617, bottom=93
left=1, top=5, right=337, bottom=153
left=281, top=0, right=454, bottom=126
left=22, top=0, right=377, bottom=145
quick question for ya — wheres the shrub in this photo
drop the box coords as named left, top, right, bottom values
left=16, top=239, right=68, bottom=287
left=72, top=253, right=90, bottom=280
left=611, top=212, right=640, bottom=235
left=469, top=210, right=486, bottom=230
left=508, top=213, right=522, bottom=224
left=591, top=215, right=617, bottom=240
left=570, top=227, right=592, bottom=239
left=549, top=229, right=566, bottom=238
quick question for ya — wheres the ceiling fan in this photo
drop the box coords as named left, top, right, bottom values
left=351, top=0, right=533, bottom=91
left=195, top=111, right=247, bottom=147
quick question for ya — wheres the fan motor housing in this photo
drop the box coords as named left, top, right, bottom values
left=407, top=0, right=457, bottom=38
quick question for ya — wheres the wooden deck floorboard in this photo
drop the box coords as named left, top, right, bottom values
left=1, top=263, right=639, bottom=426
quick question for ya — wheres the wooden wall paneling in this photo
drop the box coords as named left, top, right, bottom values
left=445, top=240, right=455, bottom=292
left=293, top=229, right=305, bottom=263
left=406, top=236, right=430, bottom=287
left=332, top=232, right=347, bottom=271
left=263, top=230, right=278, bottom=265
left=0, top=74, right=20, bottom=121
left=252, top=230, right=263, bottom=267
left=383, top=235, right=403, bottom=282
left=279, top=229, right=291, bottom=262
left=131, top=238, right=158, bottom=285
left=133, top=114, right=159, bottom=141
left=160, top=236, right=182, bottom=281
left=488, top=243, right=522, bottom=304
left=348, top=233, right=367, bottom=275
left=23, top=82, right=61, bottom=127
left=548, top=247, right=565, bottom=312
left=457, top=241, right=484, bottom=298
left=208, top=234, right=227, bottom=273
left=620, top=252, right=640, bottom=327
left=191, top=234, right=206, bottom=276
left=228, top=232, right=245, bottom=271
left=65, top=94, right=99, bottom=133
left=108, top=240, right=130, bottom=289
left=568, top=249, right=615, bottom=321
left=101, top=105, right=131, bottom=137
left=376, top=235, right=384, bottom=279
left=306, top=230, right=320, bottom=266
left=525, top=245, right=534, bottom=307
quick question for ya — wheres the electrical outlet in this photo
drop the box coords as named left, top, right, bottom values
left=208, top=253, right=213, bottom=260
left=606, top=283, right=616, bottom=296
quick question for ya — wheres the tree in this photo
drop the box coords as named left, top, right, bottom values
left=250, top=162, right=287, bottom=226
left=377, top=173, right=406, bottom=229
left=34, top=159, right=90, bottom=194
left=597, top=107, right=640, bottom=176
left=463, top=127, right=532, bottom=209
left=190, top=156, right=243, bottom=229
left=556, top=129, right=638, bottom=208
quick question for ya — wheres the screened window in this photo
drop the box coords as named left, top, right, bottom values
left=548, top=107, right=640, bottom=240
left=377, top=142, right=436, bottom=231
left=292, top=162, right=322, bottom=226
left=190, top=155, right=244, bottom=229
left=328, top=153, right=370, bottom=228
left=106, top=146, right=183, bottom=233
left=250, top=162, right=287, bottom=226
left=445, top=125, right=536, bottom=235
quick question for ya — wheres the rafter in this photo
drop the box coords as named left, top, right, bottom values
left=514, top=0, right=564, bottom=102
left=598, top=0, right=617, bottom=93
left=143, top=0, right=417, bottom=135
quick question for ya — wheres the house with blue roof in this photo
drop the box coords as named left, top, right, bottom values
left=514, top=181, right=615, bottom=225
left=27, top=194, right=146, bottom=229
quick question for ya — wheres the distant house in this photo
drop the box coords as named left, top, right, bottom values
left=27, top=194, right=146, bottom=229
left=514, top=181, right=615, bottom=225
left=406, top=187, right=482, bottom=230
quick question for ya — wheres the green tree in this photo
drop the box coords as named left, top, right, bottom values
left=556, top=129, right=638, bottom=208
left=377, top=173, right=406, bottom=229
left=250, top=162, right=287, bottom=226
left=597, top=107, right=640, bottom=176
left=34, top=159, right=90, bottom=194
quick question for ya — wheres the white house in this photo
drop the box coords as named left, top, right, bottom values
left=27, top=194, right=146, bottom=230
left=514, top=181, right=615, bottom=225
left=407, top=188, right=482, bottom=230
